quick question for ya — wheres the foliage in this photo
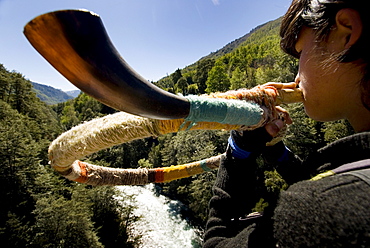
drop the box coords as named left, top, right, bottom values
left=205, top=60, right=230, bottom=93
left=0, top=64, right=141, bottom=247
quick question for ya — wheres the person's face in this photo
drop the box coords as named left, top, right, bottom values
left=294, top=27, right=364, bottom=126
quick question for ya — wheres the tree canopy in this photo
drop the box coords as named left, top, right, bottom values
left=0, top=64, right=140, bottom=247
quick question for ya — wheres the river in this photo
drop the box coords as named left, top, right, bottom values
left=116, top=185, right=203, bottom=248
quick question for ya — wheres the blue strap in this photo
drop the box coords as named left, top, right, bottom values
left=228, top=136, right=252, bottom=159
left=277, top=146, right=291, bottom=162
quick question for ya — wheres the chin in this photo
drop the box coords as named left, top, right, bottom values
left=303, top=107, right=337, bottom=122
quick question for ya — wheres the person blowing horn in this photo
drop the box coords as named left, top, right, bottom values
left=203, top=1, right=370, bottom=247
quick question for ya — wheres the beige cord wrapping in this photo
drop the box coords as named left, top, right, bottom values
left=49, top=113, right=161, bottom=170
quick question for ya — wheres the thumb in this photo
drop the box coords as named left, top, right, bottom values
left=265, top=119, right=285, bottom=137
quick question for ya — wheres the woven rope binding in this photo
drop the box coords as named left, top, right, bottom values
left=49, top=85, right=302, bottom=185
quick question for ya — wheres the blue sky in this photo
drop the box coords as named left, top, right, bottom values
left=0, top=0, right=292, bottom=91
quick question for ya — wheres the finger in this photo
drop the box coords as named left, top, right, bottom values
left=276, top=106, right=293, bottom=124
left=264, top=82, right=298, bottom=90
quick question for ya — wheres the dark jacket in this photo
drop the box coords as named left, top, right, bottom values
left=203, top=132, right=370, bottom=248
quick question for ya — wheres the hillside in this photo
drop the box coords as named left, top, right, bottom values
left=201, top=21, right=269, bottom=60
left=155, top=17, right=289, bottom=94
left=31, top=82, right=74, bottom=105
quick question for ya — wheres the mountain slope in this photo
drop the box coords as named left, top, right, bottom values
left=201, top=22, right=269, bottom=60
left=65, top=89, right=81, bottom=98
left=31, top=82, right=74, bottom=105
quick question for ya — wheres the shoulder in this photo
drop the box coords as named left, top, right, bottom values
left=273, top=173, right=370, bottom=247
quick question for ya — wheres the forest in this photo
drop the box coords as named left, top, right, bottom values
left=0, top=17, right=354, bottom=247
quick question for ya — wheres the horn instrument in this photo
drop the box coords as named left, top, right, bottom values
left=24, top=9, right=303, bottom=185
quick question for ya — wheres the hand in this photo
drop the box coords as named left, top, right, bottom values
left=229, top=105, right=292, bottom=158
left=229, top=126, right=274, bottom=159
left=229, top=88, right=293, bottom=158
left=265, top=106, right=292, bottom=137
left=260, top=82, right=295, bottom=138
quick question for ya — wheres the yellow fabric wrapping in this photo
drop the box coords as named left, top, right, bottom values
left=160, top=154, right=222, bottom=183
left=310, top=170, right=336, bottom=181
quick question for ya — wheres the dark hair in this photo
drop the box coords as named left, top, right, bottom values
left=280, top=0, right=370, bottom=109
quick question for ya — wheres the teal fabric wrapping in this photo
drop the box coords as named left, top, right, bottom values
left=184, top=95, right=263, bottom=126
left=200, top=160, right=213, bottom=172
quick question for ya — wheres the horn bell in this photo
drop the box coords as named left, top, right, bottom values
left=23, top=9, right=190, bottom=120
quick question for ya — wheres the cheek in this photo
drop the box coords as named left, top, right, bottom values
left=298, top=62, right=333, bottom=120
left=298, top=61, right=320, bottom=95
left=297, top=48, right=329, bottom=95
left=300, top=77, right=342, bottom=121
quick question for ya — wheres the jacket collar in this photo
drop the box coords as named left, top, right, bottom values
left=306, top=132, right=370, bottom=173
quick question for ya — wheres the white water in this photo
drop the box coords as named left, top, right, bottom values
left=116, top=185, right=203, bottom=248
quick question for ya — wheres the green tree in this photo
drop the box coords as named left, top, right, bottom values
left=245, top=67, right=258, bottom=88
left=0, top=213, right=31, bottom=247
left=205, top=60, right=230, bottom=93
left=178, top=172, right=216, bottom=222
left=10, top=72, right=34, bottom=114
left=88, top=186, right=141, bottom=248
left=74, top=93, right=104, bottom=121
left=230, top=67, right=247, bottom=90
left=187, top=83, right=199, bottom=95
left=193, top=58, right=215, bottom=93
left=60, top=101, right=79, bottom=130
left=175, top=77, right=188, bottom=95
left=171, top=69, right=183, bottom=86
left=32, top=195, right=103, bottom=248
left=0, top=104, right=44, bottom=246
left=323, top=120, right=354, bottom=143
left=0, top=65, right=11, bottom=102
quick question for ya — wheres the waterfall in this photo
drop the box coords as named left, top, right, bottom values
left=116, top=185, right=203, bottom=248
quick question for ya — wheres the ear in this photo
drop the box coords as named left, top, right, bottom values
left=335, top=8, right=363, bottom=49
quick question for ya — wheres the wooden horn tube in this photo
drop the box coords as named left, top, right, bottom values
left=24, top=9, right=303, bottom=122
left=276, top=88, right=303, bottom=105
left=23, top=9, right=190, bottom=120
